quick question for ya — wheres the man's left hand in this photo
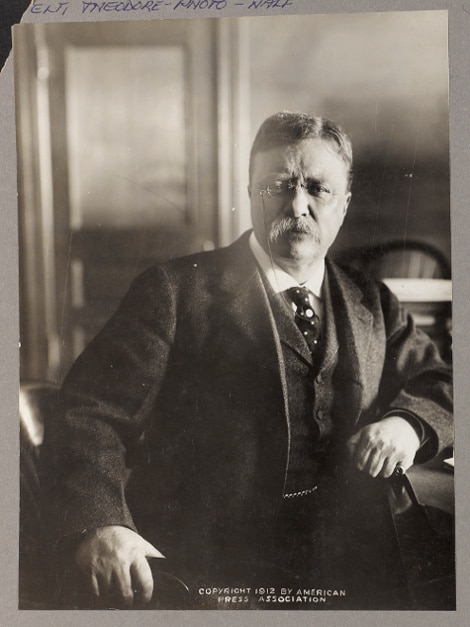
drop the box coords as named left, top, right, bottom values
left=346, top=416, right=420, bottom=478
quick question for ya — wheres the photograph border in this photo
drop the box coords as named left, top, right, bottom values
left=1, top=1, right=469, bottom=625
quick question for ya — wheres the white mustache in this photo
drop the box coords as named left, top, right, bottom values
left=269, top=216, right=320, bottom=243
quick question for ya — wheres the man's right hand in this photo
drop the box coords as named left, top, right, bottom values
left=75, top=525, right=165, bottom=607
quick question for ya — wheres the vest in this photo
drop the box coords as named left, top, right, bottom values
left=266, top=275, right=340, bottom=495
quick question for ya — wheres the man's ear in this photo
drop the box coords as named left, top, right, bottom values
left=342, top=192, right=352, bottom=218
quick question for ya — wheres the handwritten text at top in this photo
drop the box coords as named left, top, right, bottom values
left=29, top=0, right=296, bottom=17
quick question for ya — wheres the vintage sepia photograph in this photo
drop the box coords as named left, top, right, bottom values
left=15, top=10, right=454, bottom=611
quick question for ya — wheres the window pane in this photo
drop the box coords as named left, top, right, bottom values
left=66, top=46, right=187, bottom=229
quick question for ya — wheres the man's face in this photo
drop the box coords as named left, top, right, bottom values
left=249, top=138, right=351, bottom=268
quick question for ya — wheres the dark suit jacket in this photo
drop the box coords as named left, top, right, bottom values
left=41, top=231, right=453, bottom=565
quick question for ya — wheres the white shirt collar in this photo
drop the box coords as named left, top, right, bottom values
left=249, top=231, right=325, bottom=298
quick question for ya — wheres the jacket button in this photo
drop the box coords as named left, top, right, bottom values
left=317, top=409, right=325, bottom=421
left=316, top=374, right=322, bottom=384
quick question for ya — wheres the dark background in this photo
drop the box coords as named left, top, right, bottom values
left=0, top=0, right=30, bottom=70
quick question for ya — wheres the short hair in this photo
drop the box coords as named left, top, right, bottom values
left=249, top=111, right=353, bottom=190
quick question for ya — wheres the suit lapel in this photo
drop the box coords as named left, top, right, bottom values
left=212, top=234, right=291, bottom=491
left=327, top=261, right=374, bottom=378
left=213, top=234, right=281, bottom=351
left=213, top=232, right=289, bottom=400
left=320, top=274, right=339, bottom=371
left=326, top=260, right=375, bottom=427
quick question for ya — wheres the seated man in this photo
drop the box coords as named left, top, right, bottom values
left=41, top=112, right=453, bottom=610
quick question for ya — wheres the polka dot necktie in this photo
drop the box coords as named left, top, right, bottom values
left=285, top=287, right=321, bottom=353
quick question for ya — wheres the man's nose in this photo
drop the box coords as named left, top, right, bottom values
left=288, top=186, right=310, bottom=217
